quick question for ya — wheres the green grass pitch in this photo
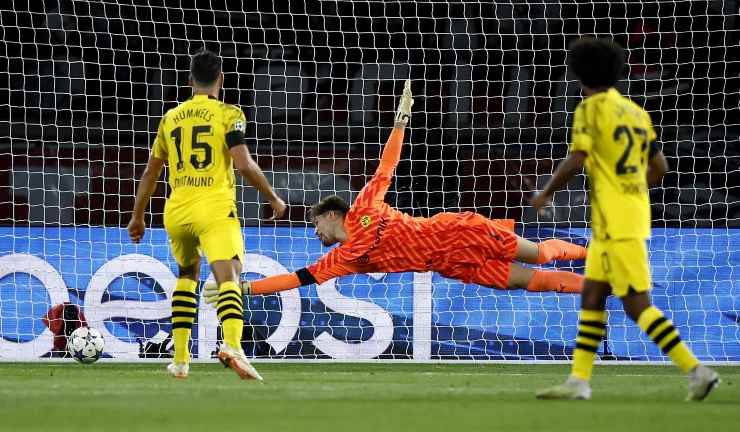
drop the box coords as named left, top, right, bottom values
left=1, top=363, right=737, bottom=432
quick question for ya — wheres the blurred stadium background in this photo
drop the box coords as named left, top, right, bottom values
left=2, top=0, right=737, bottom=227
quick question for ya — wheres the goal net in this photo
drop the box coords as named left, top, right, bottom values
left=1, top=1, right=738, bottom=362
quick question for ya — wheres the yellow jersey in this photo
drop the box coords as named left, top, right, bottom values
left=151, top=94, right=247, bottom=209
left=570, top=88, right=657, bottom=240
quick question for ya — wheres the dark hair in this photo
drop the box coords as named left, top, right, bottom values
left=568, top=37, right=625, bottom=89
left=190, top=49, right=222, bottom=86
left=310, top=195, right=350, bottom=218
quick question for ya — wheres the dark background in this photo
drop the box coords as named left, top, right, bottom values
left=1, top=0, right=738, bottom=227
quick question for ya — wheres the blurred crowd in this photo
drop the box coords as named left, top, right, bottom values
left=1, top=0, right=738, bottom=226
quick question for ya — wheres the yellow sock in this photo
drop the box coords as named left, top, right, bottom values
left=171, top=278, right=198, bottom=364
left=216, top=281, right=243, bottom=350
left=571, top=309, right=607, bottom=381
left=637, top=306, right=699, bottom=373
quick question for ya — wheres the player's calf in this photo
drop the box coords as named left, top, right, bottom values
left=630, top=302, right=720, bottom=401
left=171, top=278, right=198, bottom=364
left=215, top=280, right=245, bottom=350
left=635, top=305, right=701, bottom=374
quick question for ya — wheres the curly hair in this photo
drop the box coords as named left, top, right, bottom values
left=568, top=37, right=625, bottom=89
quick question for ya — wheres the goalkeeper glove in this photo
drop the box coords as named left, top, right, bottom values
left=394, top=79, right=413, bottom=128
left=203, top=280, right=249, bottom=306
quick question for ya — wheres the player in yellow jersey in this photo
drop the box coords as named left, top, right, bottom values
left=127, top=50, right=286, bottom=380
left=532, top=37, right=719, bottom=401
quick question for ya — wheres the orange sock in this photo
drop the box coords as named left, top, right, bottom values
left=536, top=239, right=588, bottom=264
left=527, top=270, right=584, bottom=293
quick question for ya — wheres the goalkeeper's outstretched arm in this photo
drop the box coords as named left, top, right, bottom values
left=353, top=79, right=414, bottom=206
left=377, top=79, right=413, bottom=176
left=204, top=246, right=359, bottom=305
left=203, top=267, right=338, bottom=306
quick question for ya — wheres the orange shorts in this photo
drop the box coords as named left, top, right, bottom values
left=433, top=215, right=518, bottom=289
left=437, top=256, right=513, bottom=289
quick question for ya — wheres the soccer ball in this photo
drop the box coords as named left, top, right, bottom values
left=67, top=327, right=105, bottom=364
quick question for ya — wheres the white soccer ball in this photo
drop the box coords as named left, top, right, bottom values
left=67, top=327, right=105, bottom=364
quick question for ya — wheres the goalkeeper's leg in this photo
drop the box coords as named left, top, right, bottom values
left=516, top=237, right=587, bottom=265
left=507, top=264, right=584, bottom=294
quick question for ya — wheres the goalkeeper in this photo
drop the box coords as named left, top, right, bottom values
left=205, top=80, right=586, bottom=302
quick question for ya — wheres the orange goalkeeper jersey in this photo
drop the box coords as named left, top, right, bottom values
left=306, top=175, right=517, bottom=285
left=250, top=128, right=519, bottom=294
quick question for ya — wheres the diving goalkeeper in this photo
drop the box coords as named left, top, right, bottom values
left=205, top=80, right=586, bottom=302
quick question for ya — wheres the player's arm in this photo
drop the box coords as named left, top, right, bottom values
left=229, top=144, right=286, bottom=219
left=203, top=248, right=357, bottom=303
left=646, top=142, right=668, bottom=187
left=531, top=151, right=587, bottom=212
left=646, top=149, right=668, bottom=187
left=531, top=103, right=590, bottom=212
left=225, top=111, right=286, bottom=220
left=354, top=80, right=413, bottom=206
left=128, top=117, right=168, bottom=243
left=128, top=156, right=166, bottom=243
left=378, top=79, right=414, bottom=176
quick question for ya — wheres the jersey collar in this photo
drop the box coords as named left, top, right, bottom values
left=191, top=94, right=218, bottom=100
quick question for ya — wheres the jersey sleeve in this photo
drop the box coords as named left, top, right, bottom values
left=354, top=174, right=393, bottom=208
left=644, top=112, right=661, bottom=158
left=151, top=115, right=169, bottom=160
left=224, top=106, right=247, bottom=149
left=569, top=103, right=593, bottom=155
left=249, top=248, right=360, bottom=294
left=354, top=127, right=404, bottom=206
left=305, top=246, right=361, bottom=285
left=249, top=272, right=303, bottom=295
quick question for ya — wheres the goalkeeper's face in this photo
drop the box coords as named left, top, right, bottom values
left=312, top=212, right=343, bottom=246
